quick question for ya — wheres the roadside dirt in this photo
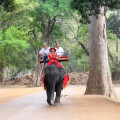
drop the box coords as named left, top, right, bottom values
left=0, top=87, right=43, bottom=105
left=72, top=95, right=120, bottom=120
left=69, top=72, right=88, bottom=85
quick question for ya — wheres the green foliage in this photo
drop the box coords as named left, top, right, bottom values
left=38, top=0, right=70, bottom=18
left=107, top=30, right=120, bottom=74
left=107, top=31, right=118, bottom=42
left=0, top=26, right=29, bottom=67
left=107, top=10, right=120, bottom=38
left=29, top=0, right=71, bottom=36
left=107, top=31, right=119, bottom=56
left=71, top=0, right=120, bottom=23
left=0, top=0, right=16, bottom=12
left=110, top=64, right=120, bottom=73
left=68, top=43, right=89, bottom=72
left=77, top=24, right=89, bottom=42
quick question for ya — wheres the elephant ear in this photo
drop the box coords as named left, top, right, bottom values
left=59, top=67, right=67, bottom=80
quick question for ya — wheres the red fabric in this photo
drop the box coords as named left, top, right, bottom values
left=59, top=55, right=68, bottom=58
left=63, top=73, right=70, bottom=88
left=49, top=48, right=56, bottom=52
left=47, top=60, right=63, bottom=67
left=47, top=53, right=63, bottom=67
left=48, top=53, right=58, bottom=60
left=42, top=72, right=70, bottom=89
left=42, top=53, right=70, bottom=89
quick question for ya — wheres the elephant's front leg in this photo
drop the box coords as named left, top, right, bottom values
left=54, top=82, right=62, bottom=106
left=46, top=85, right=55, bottom=105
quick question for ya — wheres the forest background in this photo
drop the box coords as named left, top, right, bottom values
left=0, top=0, right=120, bottom=85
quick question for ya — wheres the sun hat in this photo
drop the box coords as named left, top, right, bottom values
left=49, top=48, right=56, bottom=52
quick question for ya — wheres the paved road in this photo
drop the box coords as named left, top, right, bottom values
left=0, top=86, right=82, bottom=120
left=0, top=86, right=120, bottom=120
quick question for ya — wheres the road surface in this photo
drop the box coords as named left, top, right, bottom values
left=0, top=86, right=120, bottom=120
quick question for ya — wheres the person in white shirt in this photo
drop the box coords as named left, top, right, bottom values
left=55, top=42, right=67, bottom=57
left=55, top=42, right=64, bottom=57
left=39, top=43, right=50, bottom=65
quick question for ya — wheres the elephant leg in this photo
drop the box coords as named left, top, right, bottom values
left=46, top=85, right=55, bottom=105
left=54, top=82, right=62, bottom=106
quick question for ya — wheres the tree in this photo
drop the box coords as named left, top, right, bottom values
left=0, top=0, right=43, bottom=84
left=30, top=0, right=71, bottom=42
left=72, top=0, right=120, bottom=98
left=0, top=26, right=29, bottom=85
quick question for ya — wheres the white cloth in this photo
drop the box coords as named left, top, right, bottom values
left=55, top=47, right=64, bottom=56
left=39, top=47, right=50, bottom=55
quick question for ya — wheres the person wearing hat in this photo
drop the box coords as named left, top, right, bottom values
left=47, top=48, right=63, bottom=67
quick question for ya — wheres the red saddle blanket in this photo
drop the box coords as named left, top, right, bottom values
left=59, top=55, right=68, bottom=58
left=43, top=72, right=70, bottom=89
left=42, top=63, right=70, bottom=89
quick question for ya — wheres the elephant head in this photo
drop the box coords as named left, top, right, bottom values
left=44, top=64, right=67, bottom=105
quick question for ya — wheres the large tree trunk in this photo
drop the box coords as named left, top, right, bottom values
left=32, top=51, right=43, bottom=86
left=32, top=62, right=43, bottom=86
left=85, top=7, right=116, bottom=98
left=2, top=66, right=8, bottom=86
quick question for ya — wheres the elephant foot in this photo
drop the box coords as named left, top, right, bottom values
left=54, top=100, right=61, bottom=106
left=54, top=102, right=60, bottom=106
left=47, top=100, right=54, bottom=105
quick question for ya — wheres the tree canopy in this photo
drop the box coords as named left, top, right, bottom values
left=0, top=0, right=16, bottom=12
left=71, top=0, right=120, bottom=23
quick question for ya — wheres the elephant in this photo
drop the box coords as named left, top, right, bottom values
left=44, top=63, right=67, bottom=106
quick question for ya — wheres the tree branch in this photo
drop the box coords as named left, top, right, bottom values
left=48, top=17, right=51, bottom=32
left=67, top=64, right=73, bottom=72
left=28, top=28, right=37, bottom=42
left=46, top=16, right=56, bottom=38
left=41, top=17, right=46, bottom=32
left=65, top=23, right=89, bottom=56
left=77, top=40, right=89, bottom=56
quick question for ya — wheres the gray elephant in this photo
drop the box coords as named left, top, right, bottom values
left=44, top=64, right=67, bottom=106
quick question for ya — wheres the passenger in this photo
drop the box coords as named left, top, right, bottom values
left=39, top=43, right=50, bottom=66
left=55, top=42, right=67, bottom=57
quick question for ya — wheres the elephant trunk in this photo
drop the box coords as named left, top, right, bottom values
left=46, top=85, right=55, bottom=105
